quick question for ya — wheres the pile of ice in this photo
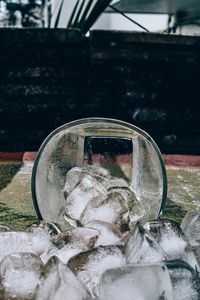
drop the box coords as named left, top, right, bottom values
left=0, top=166, right=200, bottom=299
left=63, top=165, right=144, bottom=230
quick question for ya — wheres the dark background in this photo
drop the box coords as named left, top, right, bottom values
left=0, top=28, right=199, bottom=154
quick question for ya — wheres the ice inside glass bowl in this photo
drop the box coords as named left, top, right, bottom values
left=32, top=118, right=167, bottom=231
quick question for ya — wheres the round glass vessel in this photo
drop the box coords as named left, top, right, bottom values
left=32, top=118, right=167, bottom=230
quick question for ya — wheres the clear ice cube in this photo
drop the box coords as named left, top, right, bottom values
left=25, top=220, right=61, bottom=236
left=80, top=191, right=130, bottom=232
left=63, top=166, right=110, bottom=198
left=99, top=263, right=173, bottom=300
left=165, top=259, right=200, bottom=300
left=0, top=253, right=43, bottom=299
left=101, top=177, right=128, bottom=190
left=144, top=219, right=186, bottom=258
left=65, top=175, right=107, bottom=221
left=82, top=165, right=110, bottom=178
left=181, top=211, right=200, bottom=241
left=144, top=219, right=183, bottom=243
left=40, top=244, right=84, bottom=265
left=85, top=220, right=122, bottom=247
left=124, top=222, right=168, bottom=264
left=35, top=256, right=91, bottom=300
left=67, top=245, right=126, bottom=298
left=51, top=227, right=99, bottom=249
left=187, top=240, right=200, bottom=267
left=0, top=231, right=52, bottom=262
left=144, top=219, right=199, bottom=269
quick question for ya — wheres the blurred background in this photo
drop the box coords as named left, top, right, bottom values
left=1, top=0, right=200, bottom=34
left=0, top=0, right=200, bottom=154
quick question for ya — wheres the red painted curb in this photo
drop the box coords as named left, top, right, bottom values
left=22, top=152, right=37, bottom=162
left=0, top=152, right=37, bottom=162
left=0, top=152, right=24, bottom=162
left=163, top=154, right=200, bottom=166
left=0, top=152, right=200, bottom=166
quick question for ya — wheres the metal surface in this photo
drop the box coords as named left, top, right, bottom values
left=107, top=0, right=200, bottom=22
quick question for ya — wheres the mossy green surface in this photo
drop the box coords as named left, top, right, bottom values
left=161, top=199, right=198, bottom=224
left=0, top=162, right=37, bottom=230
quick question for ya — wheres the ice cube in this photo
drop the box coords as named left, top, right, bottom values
left=187, top=240, right=200, bottom=266
left=183, top=241, right=200, bottom=271
left=51, top=227, right=99, bottom=249
left=65, top=175, right=107, bottom=221
left=181, top=211, right=200, bottom=241
left=68, top=245, right=126, bottom=298
left=144, top=219, right=199, bottom=269
left=165, top=259, right=200, bottom=300
left=144, top=219, right=183, bottom=242
left=102, top=177, right=129, bottom=190
left=82, top=165, right=110, bottom=178
left=40, top=244, right=85, bottom=265
left=25, top=220, right=61, bottom=236
left=0, top=253, right=43, bottom=299
left=63, top=167, right=85, bottom=197
left=124, top=222, right=168, bottom=264
left=108, top=187, right=144, bottom=228
left=0, top=230, right=52, bottom=262
left=85, top=220, right=122, bottom=247
left=144, top=219, right=186, bottom=258
left=63, top=166, right=110, bottom=198
left=99, top=263, right=174, bottom=300
left=35, top=256, right=92, bottom=300
left=80, top=191, right=130, bottom=232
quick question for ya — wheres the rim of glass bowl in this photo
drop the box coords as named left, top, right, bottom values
left=31, top=117, right=167, bottom=221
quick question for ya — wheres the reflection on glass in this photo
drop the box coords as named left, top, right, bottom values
left=32, top=118, right=167, bottom=231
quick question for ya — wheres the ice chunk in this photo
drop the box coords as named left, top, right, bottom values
left=85, top=220, right=122, bottom=247
left=181, top=211, right=200, bottom=240
left=124, top=222, right=168, bottom=264
left=68, top=245, right=126, bottom=298
left=187, top=240, right=200, bottom=266
left=102, top=177, right=129, bottom=190
left=63, top=166, right=110, bottom=198
left=0, top=230, right=52, bottom=262
left=51, top=227, right=99, bottom=249
left=25, top=220, right=61, bottom=236
left=99, top=263, right=173, bottom=300
left=144, top=219, right=199, bottom=269
left=35, top=256, right=91, bottom=300
left=0, top=253, right=43, bottom=299
left=165, top=259, right=200, bottom=300
left=183, top=241, right=200, bottom=271
left=64, top=165, right=142, bottom=230
left=144, top=219, right=186, bottom=258
left=63, top=167, right=85, bottom=197
left=82, top=165, right=110, bottom=178
left=65, top=175, right=107, bottom=221
left=144, top=219, right=183, bottom=242
left=109, top=187, right=144, bottom=228
left=40, top=244, right=84, bottom=265
left=41, top=227, right=99, bottom=265
left=80, top=191, right=130, bottom=232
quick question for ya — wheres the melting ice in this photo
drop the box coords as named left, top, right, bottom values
left=0, top=165, right=200, bottom=299
left=64, top=165, right=143, bottom=231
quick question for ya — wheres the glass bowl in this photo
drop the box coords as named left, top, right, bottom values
left=32, top=118, right=167, bottom=230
